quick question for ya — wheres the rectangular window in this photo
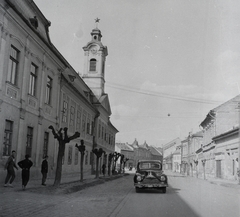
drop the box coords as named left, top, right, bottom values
left=76, top=110, right=81, bottom=131
left=82, top=114, right=86, bottom=133
left=70, top=106, right=75, bottom=127
left=45, top=76, right=52, bottom=104
left=75, top=148, right=79, bottom=165
left=7, top=45, right=19, bottom=85
left=86, top=118, right=90, bottom=134
left=105, top=132, right=107, bottom=141
left=85, top=151, right=88, bottom=165
left=98, top=124, right=101, bottom=138
left=90, top=152, right=94, bottom=166
left=90, top=121, right=93, bottom=135
left=102, top=126, right=104, bottom=139
left=43, top=132, right=49, bottom=158
left=26, top=127, right=33, bottom=157
left=62, top=101, right=68, bottom=122
left=3, top=120, right=13, bottom=156
left=29, top=63, right=37, bottom=96
left=68, top=146, right=72, bottom=165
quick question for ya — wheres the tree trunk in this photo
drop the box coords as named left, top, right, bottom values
left=54, top=141, right=65, bottom=186
left=108, top=164, right=111, bottom=176
left=80, top=153, right=84, bottom=181
left=95, top=157, right=99, bottom=179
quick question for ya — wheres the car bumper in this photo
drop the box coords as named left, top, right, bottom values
left=134, top=183, right=168, bottom=188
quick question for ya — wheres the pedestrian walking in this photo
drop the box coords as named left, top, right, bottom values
left=18, top=154, right=33, bottom=190
left=4, top=150, right=18, bottom=187
left=102, top=163, right=106, bottom=176
left=41, top=155, right=48, bottom=186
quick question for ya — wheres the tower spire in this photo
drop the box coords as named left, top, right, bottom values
left=95, top=17, right=100, bottom=28
left=82, top=19, right=108, bottom=99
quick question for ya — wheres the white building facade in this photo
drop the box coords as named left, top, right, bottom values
left=0, top=0, right=117, bottom=183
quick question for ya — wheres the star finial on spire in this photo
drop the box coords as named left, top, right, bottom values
left=95, top=17, right=100, bottom=28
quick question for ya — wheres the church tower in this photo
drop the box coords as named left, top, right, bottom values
left=82, top=19, right=108, bottom=99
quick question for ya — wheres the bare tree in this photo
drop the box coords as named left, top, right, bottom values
left=112, top=152, right=121, bottom=174
left=92, top=148, right=104, bottom=179
left=49, top=125, right=80, bottom=186
left=75, top=140, right=85, bottom=181
left=108, top=153, right=114, bottom=176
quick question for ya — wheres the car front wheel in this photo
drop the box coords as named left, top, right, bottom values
left=135, top=187, right=140, bottom=193
left=162, top=187, right=166, bottom=193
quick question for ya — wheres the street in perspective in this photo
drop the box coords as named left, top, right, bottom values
left=1, top=1, right=240, bottom=217
left=0, top=169, right=240, bottom=217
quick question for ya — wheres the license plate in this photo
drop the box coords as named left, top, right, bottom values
left=148, top=185, right=153, bottom=187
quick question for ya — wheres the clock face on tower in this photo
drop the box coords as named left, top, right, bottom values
left=90, top=46, right=98, bottom=54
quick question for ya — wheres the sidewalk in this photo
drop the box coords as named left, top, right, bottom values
left=1, top=172, right=129, bottom=194
left=165, top=170, right=240, bottom=190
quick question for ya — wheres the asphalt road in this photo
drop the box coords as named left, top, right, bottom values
left=1, top=173, right=239, bottom=217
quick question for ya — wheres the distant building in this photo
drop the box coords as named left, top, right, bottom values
left=162, top=138, right=181, bottom=170
left=172, top=147, right=181, bottom=173
left=115, top=143, right=134, bottom=168
left=181, top=131, right=203, bottom=176
left=148, top=146, right=163, bottom=162
left=116, top=139, right=163, bottom=168
left=199, top=95, right=240, bottom=180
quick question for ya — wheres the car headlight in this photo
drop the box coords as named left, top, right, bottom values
left=160, top=175, right=166, bottom=181
left=136, top=175, right=142, bottom=182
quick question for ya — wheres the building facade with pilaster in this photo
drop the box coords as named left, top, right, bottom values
left=0, top=0, right=117, bottom=183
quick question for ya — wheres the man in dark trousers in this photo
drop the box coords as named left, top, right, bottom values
left=18, top=154, right=33, bottom=190
left=4, top=150, right=18, bottom=187
left=41, top=155, right=48, bottom=186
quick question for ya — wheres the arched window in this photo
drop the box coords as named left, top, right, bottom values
left=89, top=59, right=96, bottom=71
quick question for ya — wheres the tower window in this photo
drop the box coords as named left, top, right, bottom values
left=89, top=59, right=96, bottom=71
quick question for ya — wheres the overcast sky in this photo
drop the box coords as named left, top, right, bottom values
left=34, top=0, right=240, bottom=147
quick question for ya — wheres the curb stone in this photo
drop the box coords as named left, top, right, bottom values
left=26, top=173, right=129, bottom=195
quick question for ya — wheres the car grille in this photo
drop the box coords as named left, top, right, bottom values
left=142, top=178, right=160, bottom=184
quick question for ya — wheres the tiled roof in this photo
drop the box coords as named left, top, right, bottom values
left=115, top=143, right=133, bottom=151
left=149, top=146, right=162, bottom=156
left=172, top=148, right=181, bottom=155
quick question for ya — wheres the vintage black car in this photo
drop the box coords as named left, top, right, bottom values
left=134, top=160, right=168, bottom=193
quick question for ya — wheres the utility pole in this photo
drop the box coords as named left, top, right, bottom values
left=187, top=132, right=191, bottom=176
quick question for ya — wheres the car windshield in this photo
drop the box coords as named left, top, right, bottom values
left=139, top=162, right=161, bottom=170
